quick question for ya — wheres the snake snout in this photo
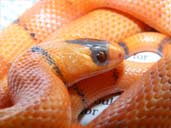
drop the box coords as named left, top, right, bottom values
left=108, top=43, right=124, bottom=68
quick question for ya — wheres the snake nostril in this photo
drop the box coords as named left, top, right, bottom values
left=118, top=53, right=123, bottom=59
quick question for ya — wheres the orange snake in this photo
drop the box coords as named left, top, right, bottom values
left=0, top=0, right=171, bottom=128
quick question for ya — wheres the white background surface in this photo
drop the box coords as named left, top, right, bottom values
left=0, top=0, right=39, bottom=30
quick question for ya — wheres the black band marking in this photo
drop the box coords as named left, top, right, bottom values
left=66, top=38, right=108, bottom=46
left=118, top=42, right=129, bottom=59
left=31, top=46, right=66, bottom=84
left=30, top=33, right=36, bottom=38
left=158, top=37, right=171, bottom=54
left=72, top=85, right=86, bottom=108
left=66, top=38, right=109, bottom=66
left=21, top=25, right=36, bottom=40
left=12, top=18, right=36, bottom=40
left=13, top=19, right=36, bottom=41
left=113, top=68, right=120, bottom=81
left=168, top=80, right=171, bottom=84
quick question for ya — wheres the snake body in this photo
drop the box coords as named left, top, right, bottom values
left=0, top=0, right=171, bottom=128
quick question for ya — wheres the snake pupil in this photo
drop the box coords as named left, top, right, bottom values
left=96, top=51, right=107, bottom=63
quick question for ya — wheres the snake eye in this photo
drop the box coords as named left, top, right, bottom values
left=91, top=45, right=108, bottom=66
left=96, top=50, right=107, bottom=63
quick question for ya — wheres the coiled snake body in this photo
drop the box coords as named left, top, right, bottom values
left=0, top=0, right=171, bottom=128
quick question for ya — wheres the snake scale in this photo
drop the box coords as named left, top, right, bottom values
left=0, top=0, right=171, bottom=128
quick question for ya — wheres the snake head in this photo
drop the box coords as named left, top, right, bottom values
left=38, top=38, right=124, bottom=86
